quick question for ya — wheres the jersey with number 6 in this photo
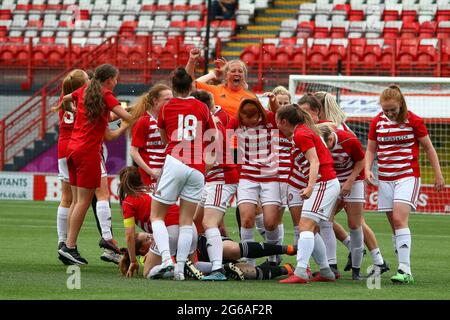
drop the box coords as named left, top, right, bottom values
left=157, top=97, right=216, bottom=175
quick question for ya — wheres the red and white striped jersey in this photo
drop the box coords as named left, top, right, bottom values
left=329, top=129, right=365, bottom=183
left=228, top=111, right=279, bottom=182
left=206, top=121, right=239, bottom=184
left=273, top=131, right=292, bottom=182
left=131, top=113, right=167, bottom=171
left=368, top=111, right=428, bottom=182
left=289, top=124, right=336, bottom=188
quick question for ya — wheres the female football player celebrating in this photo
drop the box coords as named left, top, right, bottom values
left=366, top=85, right=444, bottom=284
left=228, top=98, right=283, bottom=266
left=58, top=64, right=132, bottom=265
left=276, top=103, right=340, bottom=284
left=150, top=68, right=217, bottom=280
left=130, top=84, right=173, bottom=186
left=318, top=123, right=366, bottom=280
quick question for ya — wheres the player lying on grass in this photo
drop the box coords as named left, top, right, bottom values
left=117, top=166, right=296, bottom=280
left=119, top=231, right=296, bottom=281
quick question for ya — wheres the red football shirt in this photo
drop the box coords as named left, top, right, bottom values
left=290, top=124, right=336, bottom=183
left=67, top=85, right=120, bottom=154
left=121, top=193, right=179, bottom=232
left=57, top=105, right=75, bottom=159
left=157, top=97, right=217, bottom=174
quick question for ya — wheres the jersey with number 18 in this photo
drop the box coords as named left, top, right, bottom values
left=157, top=97, right=216, bottom=175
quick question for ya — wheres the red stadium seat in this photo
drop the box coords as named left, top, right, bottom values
left=349, top=38, right=366, bottom=63
left=383, top=8, right=401, bottom=22
left=327, top=40, right=347, bottom=65
left=280, top=37, right=296, bottom=46
left=48, top=45, right=67, bottom=64
left=437, top=21, right=450, bottom=39
left=419, top=21, right=437, bottom=38
left=398, top=39, right=418, bottom=66
left=262, top=44, right=276, bottom=66
left=330, top=25, right=347, bottom=38
left=348, top=7, right=365, bottom=21
left=384, top=21, right=402, bottom=39
left=142, top=5, right=156, bottom=11
left=441, top=39, right=450, bottom=65
left=363, top=40, right=382, bottom=66
left=0, top=9, right=12, bottom=20
left=308, top=40, right=328, bottom=64
left=314, top=23, right=330, bottom=39
left=297, top=21, right=314, bottom=38
left=436, top=9, right=450, bottom=23
left=240, top=45, right=260, bottom=65
left=274, top=45, right=294, bottom=65
left=292, top=45, right=306, bottom=66
left=401, top=21, right=419, bottom=39
left=417, top=39, right=438, bottom=67
left=402, top=10, right=417, bottom=23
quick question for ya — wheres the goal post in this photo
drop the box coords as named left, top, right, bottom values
left=288, top=75, right=450, bottom=214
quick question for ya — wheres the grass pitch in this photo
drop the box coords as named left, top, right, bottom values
left=0, top=200, right=449, bottom=300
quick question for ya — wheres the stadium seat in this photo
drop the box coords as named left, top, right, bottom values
left=274, top=45, right=294, bottom=64
left=419, top=20, right=437, bottom=37
left=327, top=39, right=347, bottom=65
left=437, top=21, right=450, bottom=39
left=349, top=38, right=366, bottom=63
left=402, top=21, right=420, bottom=38
left=240, top=45, right=260, bottom=65
left=308, top=39, right=329, bottom=65
left=402, top=5, right=418, bottom=23
left=398, top=38, right=418, bottom=66
left=363, top=39, right=383, bottom=66
left=297, top=21, right=315, bottom=38
left=384, top=21, right=402, bottom=39
left=417, top=38, right=438, bottom=66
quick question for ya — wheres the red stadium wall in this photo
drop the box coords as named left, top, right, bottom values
left=1, top=172, right=449, bottom=214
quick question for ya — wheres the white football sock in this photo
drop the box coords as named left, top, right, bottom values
left=278, top=223, right=284, bottom=245
left=57, top=206, right=69, bottom=243
left=265, top=228, right=280, bottom=263
left=294, top=226, right=300, bottom=245
left=240, top=227, right=255, bottom=266
left=255, top=214, right=265, bottom=238
left=240, top=227, right=254, bottom=243
left=349, top=227, right=364, bottom=269
left=296, top=231, right=314, bottom=269
left=395, top=228, right=412, bottom=275
left=96, top=200, right=113, bottom=241
left=205, top=227, right=223, bottom=271
left=370, top=248, right=384, bottom=265
left=151, top=220, right=171, bottom=263
left=319, top=221, right=337, bottom=265
left=312, top=233, right=329, bottom=269
left=194, top=261, right=213, bottom=274
left=342, top=235, right=351, bottom=251
left=392, top=234, right=397, bottom=255
left=175, top=225, right=193, bottom=274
